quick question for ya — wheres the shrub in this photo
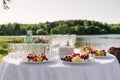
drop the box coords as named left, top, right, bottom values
left=0, top=42, right=8, bottom=48
left=0, top=49, right=8, bottom=55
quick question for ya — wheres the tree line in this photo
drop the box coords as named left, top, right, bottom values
left=0, top=20, right=120, bottom=35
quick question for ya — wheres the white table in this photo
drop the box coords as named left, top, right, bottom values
left=0, top=53, right=120, bottom=80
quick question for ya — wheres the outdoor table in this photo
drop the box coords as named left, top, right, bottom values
left=0, top=53, right=120, bottom=80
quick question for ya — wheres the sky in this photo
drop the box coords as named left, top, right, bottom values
left=0, top=0, right=120, bottom=24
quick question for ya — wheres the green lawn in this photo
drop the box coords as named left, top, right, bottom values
left=0, top=49, right=9, bottom=62
left=0, top=36, right=24, bottom=43
left=0, top=36, right=24, bottom=62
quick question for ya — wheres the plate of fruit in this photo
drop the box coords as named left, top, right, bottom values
left=21, top=53, right=51, bottom=63
left=61, top=53, right=94, bottom=64
left=91, top=50, right=107, bottom=58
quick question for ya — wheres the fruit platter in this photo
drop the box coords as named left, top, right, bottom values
left=80, top=45, right=107, bottom=57
left=33, top=36, right=50, bottom=43
left=80, top=45, right=96, bottom=54
left=61, top=53, right=94, bottom=64
left=90, top=49, right=107, bottom=58
left=21, top=53, right=50, bottom=63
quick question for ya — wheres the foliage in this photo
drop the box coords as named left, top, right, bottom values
left=0, top=49, right=8, bottom=62
left=0, top=36, right=24, bottom=43
left=0, top=20, right=120, bottom=35
left=3, top=0, right=11, bottom=9
left=0, top=42, right=8, bottom=48
left=36, top=29, right=48, bottom=35
left=0, top=49, right=8, bottom=55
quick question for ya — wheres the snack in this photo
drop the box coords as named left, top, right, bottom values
left=95, top=50, right=106, bottom=56
left=61, top=53, right=89, bottom=63
left=22, top=53, right=48, bottom=62
left=80, top=45, right=96, bottom=54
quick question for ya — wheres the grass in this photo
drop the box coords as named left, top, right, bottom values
left=0, top=36, right=25, bottom=62
left=0, top=49, right=8, bottom=62
left=0, top=36, right=24, bottom=43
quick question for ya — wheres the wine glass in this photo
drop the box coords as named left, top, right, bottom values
left=69, top=34, right=76, bottom=47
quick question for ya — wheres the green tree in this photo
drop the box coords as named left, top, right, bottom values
left=50, top=24, right=68, bottom=34
left=12, top=23, right=21, bottom=35
left=0, top=25, right=6, bottom=35
left=44, top=22, right=51, bottom=34
left=3, top=0, right=10, bottom=9
left=84, top=26, right=101, bottom=34
left=83, top=20, right=89, bottom=28
left=5, top=23, right=14, bottom=35
left=36, top=29, right=48, bottom=35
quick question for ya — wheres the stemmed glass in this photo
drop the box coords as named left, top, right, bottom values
left=69, top=34, right=76, bottom=47
left=8, top=43, right=22, bottom=59
left=61, top=35, right=69, bottom=46
left=49, top=35, right=61, bottom=59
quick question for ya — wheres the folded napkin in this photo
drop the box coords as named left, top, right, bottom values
left=59, top=46, right=74, bottom=58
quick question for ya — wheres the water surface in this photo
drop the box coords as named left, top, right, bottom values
left=76, top=34, right=120, bottom=51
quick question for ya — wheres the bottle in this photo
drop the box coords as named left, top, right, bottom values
left=25, top=30, right=33, bottom=43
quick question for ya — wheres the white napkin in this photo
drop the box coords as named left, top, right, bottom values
left=59, top=46, right=74, bottom=58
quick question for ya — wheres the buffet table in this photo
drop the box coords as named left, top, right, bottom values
left=0, top=53, right=120, bottom=80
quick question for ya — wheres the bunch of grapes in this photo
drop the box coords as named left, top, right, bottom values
left=61, top=55, right=72, bottom=62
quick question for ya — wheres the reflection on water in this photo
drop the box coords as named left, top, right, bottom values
left=76, top=34, right=120, bottom=51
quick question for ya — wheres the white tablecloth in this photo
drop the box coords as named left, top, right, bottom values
left=0, top=54, right=120, bottom=80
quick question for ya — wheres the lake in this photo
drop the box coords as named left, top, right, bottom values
left=76, top=34, right=120, bottom=51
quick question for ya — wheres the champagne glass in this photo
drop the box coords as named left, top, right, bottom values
left=69, top=34, right=76, bottom=47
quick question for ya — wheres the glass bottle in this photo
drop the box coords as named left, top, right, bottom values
left=25, top=30, right=32, bottom=43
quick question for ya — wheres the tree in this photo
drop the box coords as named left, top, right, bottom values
left=0, top=25, right=6, bottom=35
left=50, top=24, right=68, bottom=34
left=36, top=29, right=48, bottom=35
left=84, top=26, right=101, bottom=34
left=83, top=20, right=89, bottom=28
left=3, top=0, right=11, bottom=9
left=44, top=22, right=51, bottom=34
left=12, top=23, right=21, bottom=35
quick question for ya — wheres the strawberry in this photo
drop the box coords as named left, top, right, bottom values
left=71, top=53, right=77, bottom=58
left=32, top=57, right=37, bottom=62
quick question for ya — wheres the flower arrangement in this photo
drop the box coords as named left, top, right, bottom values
left=33, top=36, right=50, bottom=44
left=108, top=46, right=120, bottom=54
left=108, top=46, right=120, bottom=63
